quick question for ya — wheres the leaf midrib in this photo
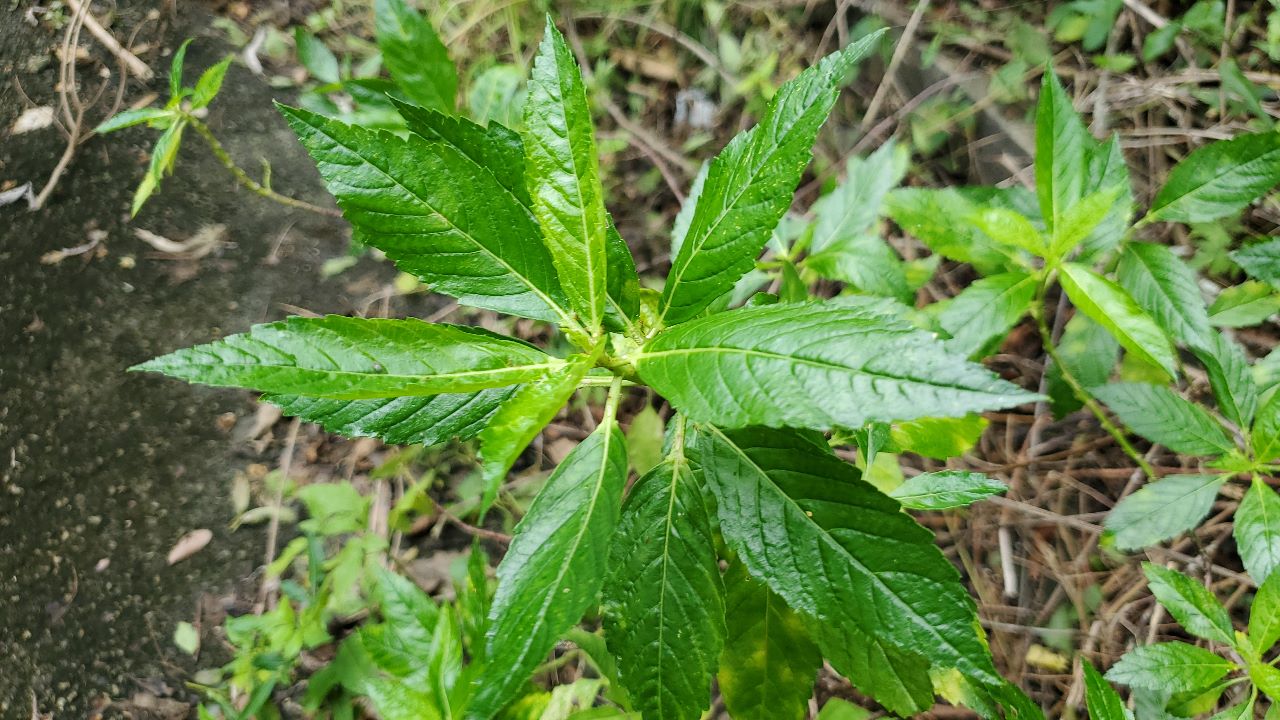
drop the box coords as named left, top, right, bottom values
left=1155, top=144, right=1280, bottom=218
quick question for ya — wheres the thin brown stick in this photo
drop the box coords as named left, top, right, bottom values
left=63, top=0, right=153, bottom=80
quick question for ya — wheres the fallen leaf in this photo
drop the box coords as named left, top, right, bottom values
left=166, top=528, right=213, bottom=565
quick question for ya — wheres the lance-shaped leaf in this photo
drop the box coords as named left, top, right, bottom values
left=1116, top=242, right=1213, bottom=349
left=1193, top=333, right=1257, bottom=430
left=1231, top=238, right=1280, bottom=285
left=1142, top=563, right=1235, bottom=645
left=807, top=140, right=909, bottom=254
left=1083, top=660, right=1131, bottom=720
left=470, top=414, right=628, bottom=719
left=603, top=455, right=724, bottom=720
left=1048, top=313, right=1119, bottom=418
left=658, top=31, right=884, bottom=326
left=133, top=316, right=557, bottom=399
left=1078, top=135, right=1133, bottom=261
left=1059, top=263, right=1178, bottom=379
left=1105, top=474, right=1226, bottom=551
left=1091, top=383, right=1235, bottom=456
left=476, top=354, right=592, bottom=516
left=1146, top=131, right=1280, bottom=224
left=374, top=0, right=457, bottom=112
left=1250, top=571, right=1280, bottom=653
left=938, top=272, right=1036, bottom=358
left=635, top=301, right=1038, bottom=431
left=890, top=471, right=1008, bottom=511
left=278, top=106, right=574, bottom=325
left=717, top=559, right=821, bottom=720
left=1035, top=70, right=1092, bottom=232
left=1236, top=477, right=1280, bottom=584
left=885, top=187, right=1025, bottom=275
left=1105, top=642, right=1235, bottom=693
left=524, top=19, right=610, bottom=332
left=263, top=387, right=513, bottom=446
left=694, top=426, right=1003, bottom=699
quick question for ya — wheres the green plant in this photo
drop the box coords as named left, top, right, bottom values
left=131, top=13, right=1063, bottom=718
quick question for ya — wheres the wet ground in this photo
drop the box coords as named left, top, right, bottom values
left=0, top=3, right=360, bottom=713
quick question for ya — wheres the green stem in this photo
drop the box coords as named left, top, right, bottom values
left=1032, top=273, right=1158, bottom=479
left=604, top=375, right=625, bottom=423
left=181, top=112, right=342, bottom=219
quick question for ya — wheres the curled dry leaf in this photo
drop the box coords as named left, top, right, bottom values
left=166, top=528, right=213, bottom=565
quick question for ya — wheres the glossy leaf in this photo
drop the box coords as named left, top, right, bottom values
left=1059, top=263, right=1178, bottom=378
left=1142, top=563, right=1234, bottom=645
left=1249, top=570, right=1280, bottom=653
left=471, top=415, right=628, bottom=718
left=132, top=118, right=185, bottom=216
left=264, top=388, right=512, bottom=446
left=1105, top=474, right=1225, bottom=551
left=1116, top=242, right=1213, bottom=349
left=375, top=0, right=457, bottom=112
left=1105, top=642, right=1235, bottom=693
left=1147, top=132, right=1280, bottom=224
left=695, top=426, right=1002, bottom=699
left=658, top=31, right=884, bottom=325
left=475, top=355, right=592, bottom=516
left=636, top=301, right=1038, bottom=431
left=524, top=19, right=611, bottom=332
left=716, top=559, right=820, bottom=720
left=279, top=106, right=573, bottom=324
left=133, top=316, right=556, bottom=399
left=1193, top=333, right=1257, bottom=429
left=1236, top=477, right=1280, bottom=584
left=1231, top=238, right=1280, bottom=285
left=1091, top=383, right=1234, bottom=456
left=393, top=99, right=529, bottom=206
left=603, top=456, right=724, bottom=720
left=890, top=471, right=1008, bottom=510
left=938, top=272, right=1036, bottom=358
left=1083, top=660, right=1130, bottom=720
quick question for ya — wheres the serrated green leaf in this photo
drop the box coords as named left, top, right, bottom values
left=1142, top=563, right=1235, bottom=645
left=1035, top=70, right=1092, bottom=233
left=968, top=206, right=1048, bottom=257
left=278, top=105, right=574, bottom=325
left=1193, top=333, right=1257, bottom=429
left=1237, top=477, right=1280, bottom=584
left=1105, top=642, right=1235, bottom=693
left=658, top=31, right=884, bottom=326
left=468, top=64, right=525, bottom=128
left=804, top=235, right=909, bottom=302
left=470, top=416, right=628, bottom=719
left=191, top=56, right=233, bottom=110
left=1248, top=570, right=1280, bottom=653
left=393, top=99, right=530, bottom=206
left=603, top=456, right=724, bottom=720
left=695, top=426, right=1002, bottom=701
left=1083, top=659, right=1130, bottom=720
left=132, top=118, right=185, bottom=216
left=890, top=471, right=1007, bottom=510
left=134, top=316, right=556, bottom=399
left=1116, top=242, right=1213, bottom=349
left=1252, top=663, right=1280, bottom=699
left=295, top=29, right=339, bottom=84
left=1105, top=474, right=1226, bottom=551
left=1231, top=238, right=1280, bottom=285
left=476, top=355, right=592, bottom=517
left=1209, top=699, right=1255, bottom=720
left=1254, top=390, right=1280, bottom=462
left=938, top=272, right=1036, bottom=358
left=374, top=0, right=457, bottom=112
left=890, top=414, right=988, bottom=460
left=169, top=38, right=192, bottom=99
left=1059, top=263, right=1178, bottom=378
left=808, top=140, right=908, bottom=254
left=636, top=301, right=1039, bottom=431
left=1147, top=132, right=1280, bottom=224
left=94, top=107, right=172, bottom=134
left=1052, top=185, right=1122, bottom=259
left=1091, top=383, right=1234, bottom=456
left=1078, top=135, right=1134, bottom=261
left=525, top=19, right=611, bottom=333
left=263, top=387, right=512, bottom=446
left=367, top=568, right=461, bottom=703
left=884, top=187, right=1023, bottom=274
left=1048, top=313, right=1119, bottom=418
left=365, top=681, right=443, bottom=720
left=1209, top=281, right=1280, bottom=328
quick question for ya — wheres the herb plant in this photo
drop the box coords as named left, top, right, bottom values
left=130, top=15, right=1058, bottom=719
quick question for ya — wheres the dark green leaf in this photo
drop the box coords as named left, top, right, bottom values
left=393, top=99, right=529, bottom=206
left=1249, top=570, right=1280, bottom=653
left=603, top=455, right=724, bottom=720
left=658, top=31, right=884, bottom=326
left=1083, top=660, right=1130, bottom=720
left=1142, top=563, right=1234, bottom=645
left=636, top=301, right=1039, bottom=431
left=134, top=316, right=555, bottom=399
left=471, top=416, right=628, bottom=718
left=1147, top=132, right=1280, bottom=224
left=717, top=559, right=820, bottom=720
left=1105, top=474, right=1225, bottom=551
left=263, top=388, right=511, bottom=446
left=695, top=426, right=1002, bottom=701
left=1231, top=238, right=1280, bottom=285
left=1092, top=383, right=1234, bottom=456
left=1059, top=263, right=1178, bottom=378
left=1105, top=642, right=1235, bottom=693
left=1236, top=477, right=1280, bottom=584
left=524, top=19, right=611, bottom=332
left=890, top=471, right=1008, bottom=510
left=938, top=272, right=1036, bottom=358
left=374, top=0, right=457, bottom=112
left=1116, top=242, right=1213, bottom=349
left=295, top=29, right=340, bottom=84
left=278, top=105, right=573, bottom=324
left=476, top=355, right=592, bottom=516
left=1192, top=333, right=1257, bottom=429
